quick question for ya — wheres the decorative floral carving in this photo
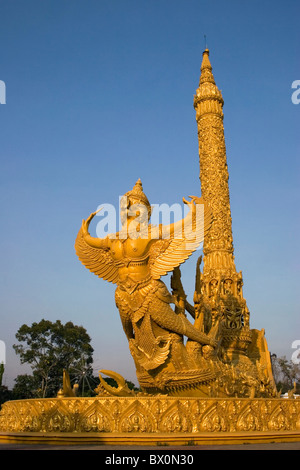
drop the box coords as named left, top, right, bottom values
left=1, top=397, right=299, bottom=435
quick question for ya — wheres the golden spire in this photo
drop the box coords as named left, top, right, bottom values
left=200, top=49, right=214, bottom=81
left=194, top=49, right=224, bottom=120
left=194, top=49, right=238, bottom=294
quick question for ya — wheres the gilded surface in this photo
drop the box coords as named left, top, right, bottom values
left=0, top=397, right=299, bottom=434
left=75, top=181, right=221, bottom=395
left=0, top=49, right=299, bottom=445
left=72, top=49, right=277, bottom=398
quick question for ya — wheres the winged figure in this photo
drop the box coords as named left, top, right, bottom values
left=75, top=179, right=215, bottom=374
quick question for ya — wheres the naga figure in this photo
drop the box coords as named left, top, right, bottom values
left=75, top=179, right=217, bottom=394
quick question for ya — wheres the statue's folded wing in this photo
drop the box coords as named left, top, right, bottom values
left=75, top=227, right=119, bottom=284
left=149, top=202, right=212, bottom=279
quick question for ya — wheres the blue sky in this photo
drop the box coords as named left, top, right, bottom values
left=0, top=0, right=299, bottom=388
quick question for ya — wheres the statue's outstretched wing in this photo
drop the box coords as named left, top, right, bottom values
left=149, top=203, right=212, bottom=279
left=75, top=228, right=119, bottom=284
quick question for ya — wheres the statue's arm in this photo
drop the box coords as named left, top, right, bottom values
left=185, top=301, right=195, bottom=318
left=171, top=267, right=195, bottom=319
left=160, top=196, right=197, bottom=240
left=81, top=210, right=110, bottom=249
left=151, top=305, right=217, bottom=347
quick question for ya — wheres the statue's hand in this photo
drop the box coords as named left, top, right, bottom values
left=183, top=195, right=203, bottom=213
left=82, top=208, right=102, bottom=235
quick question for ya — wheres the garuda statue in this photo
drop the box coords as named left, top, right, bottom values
left=75, top=179, right=219, bottom=395
left=74, top=49, right=278, bottom=399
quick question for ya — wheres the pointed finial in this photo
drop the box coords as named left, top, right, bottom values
left=135, top=178, right=143, bottom=190
left=204, top=34, right=207, bottom=50
left=201, top=47, right=211, bottom=70
left=124, top=178, right=150, bottom=208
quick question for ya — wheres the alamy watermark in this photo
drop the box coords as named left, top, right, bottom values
left=291, top=340, right=300, bottom=365
left=92, top=196, right=205, bottom=250
left=0, top=80, right=6, bottom=104
left=291, top=80, right=300, bottom=104
left=0, top=340, right=6, bottom=365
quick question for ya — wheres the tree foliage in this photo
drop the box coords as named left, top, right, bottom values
left=11, top=374, right=39, bottom=399
left=13, top=319, right=94, bottom=398
left=0, top=364, right=12, bottom=405
left=271, top=355, right=300, bottom=394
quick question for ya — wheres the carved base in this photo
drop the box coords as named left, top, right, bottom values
left=1, top=430, right=300, bottom=446
left=0, top=396, right=299, bottom=446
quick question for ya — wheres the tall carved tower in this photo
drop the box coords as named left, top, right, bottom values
left=193, top=50, right=275, bottom=391
left=194, top=49, right=242, bottom=302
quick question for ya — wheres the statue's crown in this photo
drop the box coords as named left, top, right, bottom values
left=125, top=179, right=150, bottom=208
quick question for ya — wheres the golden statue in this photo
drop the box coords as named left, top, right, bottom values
left=1, top=48, right=299, bottom=446
left=75, top=181, right=218, bottom=394
left=74, top=49, right=278, bottom=399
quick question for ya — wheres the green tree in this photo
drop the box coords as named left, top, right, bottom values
left=0, top=363, right=12, bottom=405
left=13, top=319, right=94, bottom=398
left=11, top=374, right=40, bottom=399
left=271, top=355, right=300, bottom=394
left=0, top=363, right=4, bottom=386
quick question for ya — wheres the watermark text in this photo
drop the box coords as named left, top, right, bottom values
left=291, top=340, right=300, bottom=364
left=0, top=340, right=6, bottom=364
left=291, top=80, right=300, bottom=104
left=0, top=80, right=6, bottom=104
left=94, top=197, right=205, bottom=250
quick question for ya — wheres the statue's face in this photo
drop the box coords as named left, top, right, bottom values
left=120, top=195, right=151, bottom=226
left=120, top=195, right=129, bottom=225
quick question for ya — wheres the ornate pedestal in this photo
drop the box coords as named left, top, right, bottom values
left=0, top=396, right=300, bottom=446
